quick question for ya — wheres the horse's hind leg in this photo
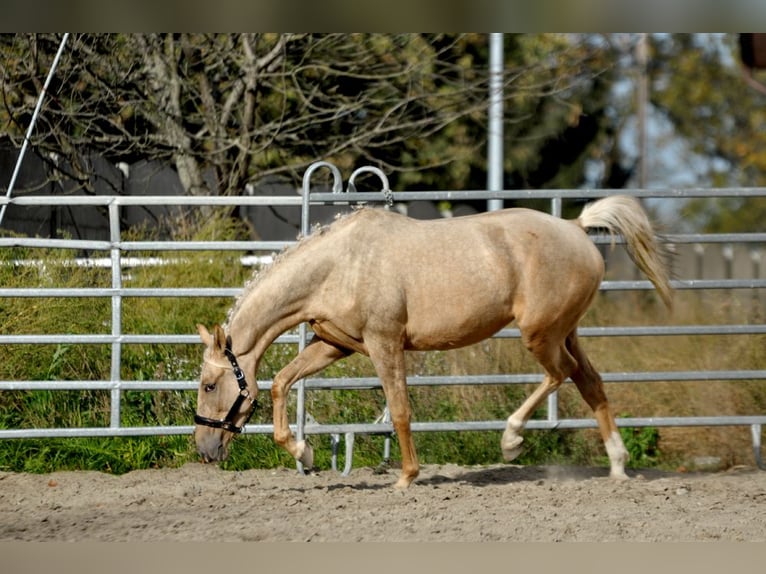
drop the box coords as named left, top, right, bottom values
left=502, top=334, right=576, bottom=462
left=566, top=331, right=629, bottom=479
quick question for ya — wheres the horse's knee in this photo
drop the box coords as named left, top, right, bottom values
left=270, top=379, right=287, bottom=402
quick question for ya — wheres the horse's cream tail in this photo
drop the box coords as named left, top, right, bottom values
left=577, top=195, right=673, bottom=309
left=296, top=439, right=314, bottom=469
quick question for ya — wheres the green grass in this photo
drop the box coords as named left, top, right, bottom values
left=1, top=214, right=764, bottom=475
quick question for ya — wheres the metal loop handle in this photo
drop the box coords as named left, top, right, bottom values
left=347, top=166, right=393, bottom=207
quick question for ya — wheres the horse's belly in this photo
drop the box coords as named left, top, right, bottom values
left=404, top=298, right=512, bottom=351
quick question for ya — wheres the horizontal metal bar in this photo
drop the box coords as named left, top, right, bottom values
left=309, top=415, right=766, bottom=435
left=496, top=324, right=766, bottom=338
left=2, top=369, right=763, bottom=392
left=0, top=238, right=292, bottom=252
left=3, top=187, right=766, bottom=210
left=589, top=233, right=766, bottom=245
left=653, top=233, right=766, bottom=244
left=3, top=255, right=276, bottom=268
left=0, top=333, right=301, bottom=345
left=306, top=187, right=766, bottom=203
left=297, top=370, right=766, bottom=389
left=0, top=426, right=199, bottom=439
left=3, top=238, right=762, bottom=254
left=0, top=380, right=196, bottom=391
left=2, top=325, right=762, bottom=346
left=2, top=278, right=763, bottom=300
left=603, top=279, right=766, bottom=290
left=1, top=195, right=305, bottom=207
left=118, top=241, right=291, bottom=252
left=0, top=237, right=113, bottom=250
left=0, top=325, right=766, bottom=345
left=2, top=415, right=765, bottom=440
left=3, top=234, right=764, bottom=253
left=579, top=325, right=766, bottom=337
left=0, top=287, right=242, bottom=297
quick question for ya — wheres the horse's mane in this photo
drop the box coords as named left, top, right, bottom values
left=223, top=208, right=360, bottom=330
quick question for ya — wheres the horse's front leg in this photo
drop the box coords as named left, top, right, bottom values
left=271, top=338, right=349, bottom=467
left=369, top=343, right=419, bottom=489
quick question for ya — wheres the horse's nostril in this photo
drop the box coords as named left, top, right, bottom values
left=196, top=439, right=228, bottom=463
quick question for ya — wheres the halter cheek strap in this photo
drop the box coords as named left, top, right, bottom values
left=194, top=345, right=258, bottom=434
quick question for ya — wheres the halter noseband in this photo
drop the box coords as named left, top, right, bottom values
left=194, top=344, right=258, bottom=434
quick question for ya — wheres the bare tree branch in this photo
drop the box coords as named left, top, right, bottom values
left=1, top=33, right=607, bottom=197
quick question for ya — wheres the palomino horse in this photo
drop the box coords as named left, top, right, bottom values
left=195, top=196, right=672, bottom=489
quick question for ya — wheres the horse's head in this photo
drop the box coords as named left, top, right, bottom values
left=194, top=323, right=258, bottom=463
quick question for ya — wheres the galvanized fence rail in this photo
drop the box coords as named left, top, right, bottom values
left=0, top=162, right=764, bottom=472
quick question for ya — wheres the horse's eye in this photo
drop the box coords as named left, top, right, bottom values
left=204, top=383, right=217, bottom=393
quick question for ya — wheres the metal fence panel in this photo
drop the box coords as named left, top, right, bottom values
left=0, top=164, right=764, bottom=470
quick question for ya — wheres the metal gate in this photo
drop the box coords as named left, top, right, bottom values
left=1, top=161, right=764, bottom=472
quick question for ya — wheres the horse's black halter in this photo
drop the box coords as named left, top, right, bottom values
left=194, top=344, right=257, bottom=434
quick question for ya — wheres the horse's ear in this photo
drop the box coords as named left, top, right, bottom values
left=212, top=324, right=227, bottom=352
left=196, top=324, right=213, bottom=347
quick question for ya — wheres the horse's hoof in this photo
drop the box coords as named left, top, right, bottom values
left=502, top=446, right=524, bottom=462
left=392, top=467, right=418, bottom=490
left=501, top=434, right=524, bottom=462
left=296, top=440, right=314, bottom=469
left=394, top=477, right=413, bottom=490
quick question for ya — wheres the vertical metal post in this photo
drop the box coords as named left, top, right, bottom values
left=547, top=196, right=563, bottom=423
left=108, top=201, right=122, bottom=428
left=752, top=424, right=764, bottom=470
left=0, top=33, right=70, bottom=227
left=296, top=178, right=312, bottom=474
left=296, top=162, right=343, bottom=473
left=636, top=33, right=649, bottom=190
left=487, top=33, right=504, bottom=212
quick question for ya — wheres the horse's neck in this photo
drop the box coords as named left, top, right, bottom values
left=228, top=251, right=316, bottom=363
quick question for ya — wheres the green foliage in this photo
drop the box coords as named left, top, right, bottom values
left=0, top=436, right=196, bottom=474
left=648, top=34, right=766, bottom=231
left=0, top=212, right=254, bottom=473
left=620, top=424, right=661, bottom=467
left=681, top=197, right=766, bottom=233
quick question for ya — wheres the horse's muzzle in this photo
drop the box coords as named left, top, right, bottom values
left=195, top=430, right=229, bottom=463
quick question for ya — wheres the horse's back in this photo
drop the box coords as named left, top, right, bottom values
left=328, top=207, right=604, bottom=350
left=335, top=207, right=604, bottom=292
left=341, top=207, right=602, bottom=275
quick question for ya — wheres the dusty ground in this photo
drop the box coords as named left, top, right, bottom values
left=1, top=462, right=765, bottom=542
